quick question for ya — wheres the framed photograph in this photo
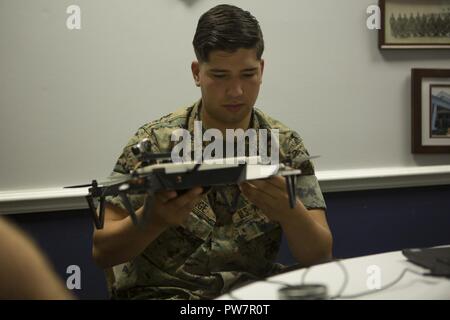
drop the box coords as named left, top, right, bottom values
left=412, top=68, right=450, bottom=153
left=379, top=0, right=450, bottom=49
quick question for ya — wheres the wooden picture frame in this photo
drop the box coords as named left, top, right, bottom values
left=379, top=0, right=450, bottom=49
left=412, top=68, right=450, bottom=153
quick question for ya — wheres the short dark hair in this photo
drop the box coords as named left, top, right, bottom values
left=192, top=4, right=264, bottom=62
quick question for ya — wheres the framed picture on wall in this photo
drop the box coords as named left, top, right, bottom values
left=412, top=68, right=450, bottom=153
left=379, top=0, right=450, bottom=49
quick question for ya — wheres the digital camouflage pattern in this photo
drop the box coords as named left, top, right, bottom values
left=104, top=100, right=326, bottom=299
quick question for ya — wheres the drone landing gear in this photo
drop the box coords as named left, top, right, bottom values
left=285, top=175, right=297, bottom=209
left=86, top=194, right=105, bottom=230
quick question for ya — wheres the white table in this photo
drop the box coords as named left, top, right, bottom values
left=217, top=248, right=450, bottom=300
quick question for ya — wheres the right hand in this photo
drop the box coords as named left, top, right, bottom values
left=143, top=187, right=204, bottom=229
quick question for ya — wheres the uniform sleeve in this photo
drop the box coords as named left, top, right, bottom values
left=285, top=131, right=326, bottom=211
left=104, top=127, right=160, bottom=213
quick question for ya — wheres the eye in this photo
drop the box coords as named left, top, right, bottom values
left=212, top=74, right=226, bottom=79
left=243, top=73, right=256, bottom=78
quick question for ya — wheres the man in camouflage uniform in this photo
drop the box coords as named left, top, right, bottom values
left=93, top=4, right=333, bottom=300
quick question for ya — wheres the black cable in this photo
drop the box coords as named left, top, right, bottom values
left=333, top=268, right=429, bottom=299
left=300, top=265, right=311, bottom=285
left=225, top=274, right=293, bottom=300
left=328, top=259, right=349, bottom=299
left=225, top=261, right=431, bottom=300
left=300, top=259, right=429, bottom=299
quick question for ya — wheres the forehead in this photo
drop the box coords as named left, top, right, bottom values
left=203, top=48, right=260, bottom=70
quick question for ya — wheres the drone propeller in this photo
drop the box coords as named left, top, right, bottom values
left=64, top=183, right=94, bottom=189
left=283, top=155, right=320, bottom=167
left=302, top=155, right=320, bottom=162
left=64, top=174, right=131, bottom=189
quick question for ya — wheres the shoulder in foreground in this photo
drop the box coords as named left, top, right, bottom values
left=121, top=104, right=194, bottom=150
left=254, top=107, right=302, bottom=139
left=139, top=104, right=194, bottom=133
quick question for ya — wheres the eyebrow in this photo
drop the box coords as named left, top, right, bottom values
left=209, top=68, right=259, bottom=73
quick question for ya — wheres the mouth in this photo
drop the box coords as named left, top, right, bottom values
left=223, top=103, right=244, bottom=112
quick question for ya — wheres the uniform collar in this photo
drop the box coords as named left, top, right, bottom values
left=187, top=99, right=260, bottom=136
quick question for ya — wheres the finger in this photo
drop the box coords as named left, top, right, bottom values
left=155, top=190, right=178, bottom=203
left=266, top=175, right=288, bottom=189
left=240, top=182, right=274, bottom=211
left=169, top=187, right=203, bottom=209
left=171, top=194, right=204, bottom=224
left=243, top=180, right=282, bottom=200
left=180, top=195, right=203, bottom=214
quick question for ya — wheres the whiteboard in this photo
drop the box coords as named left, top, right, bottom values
left=1, top=0, right=450, bottom=192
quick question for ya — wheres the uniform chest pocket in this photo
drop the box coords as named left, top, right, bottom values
left=234, top=208, right=280, bottom=242
left=231, top=209, right=282, bottom=274
left=143, top=212, right=213, bottom=271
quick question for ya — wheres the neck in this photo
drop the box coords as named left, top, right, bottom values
left=200, top=105, right=252, bottom=136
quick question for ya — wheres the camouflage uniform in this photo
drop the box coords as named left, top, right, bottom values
left=104, top=99, right=326, bottom=299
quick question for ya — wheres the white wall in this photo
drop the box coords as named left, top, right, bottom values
left=1, top=0, right=450, bottom=193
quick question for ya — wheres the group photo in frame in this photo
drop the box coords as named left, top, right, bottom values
left=379, top=0, right=450, bottom=49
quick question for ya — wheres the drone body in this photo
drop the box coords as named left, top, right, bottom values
left=66, top=139, right=315, bottom=229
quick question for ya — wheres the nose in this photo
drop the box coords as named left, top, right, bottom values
left=226, top=79, right=243, bottom=98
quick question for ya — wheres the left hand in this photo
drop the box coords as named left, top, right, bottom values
left=239, top=175, right=306, bottom=223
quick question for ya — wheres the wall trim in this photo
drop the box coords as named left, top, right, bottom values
left=316, top=165, right=450, bottom=192
left=0, top=188, right=89, bottom=215
left=1, top=165, right=450, bottom=215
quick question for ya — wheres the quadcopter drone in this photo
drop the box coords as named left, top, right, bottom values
left=66, top=138, right=317, bottom=229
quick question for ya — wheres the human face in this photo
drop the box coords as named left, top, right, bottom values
left=191, top=48, right=264, bottom=131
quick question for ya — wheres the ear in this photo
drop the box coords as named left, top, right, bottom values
left=191, top=61, right=201, bottom=87
left=259, top=59, right=265, bottom=84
